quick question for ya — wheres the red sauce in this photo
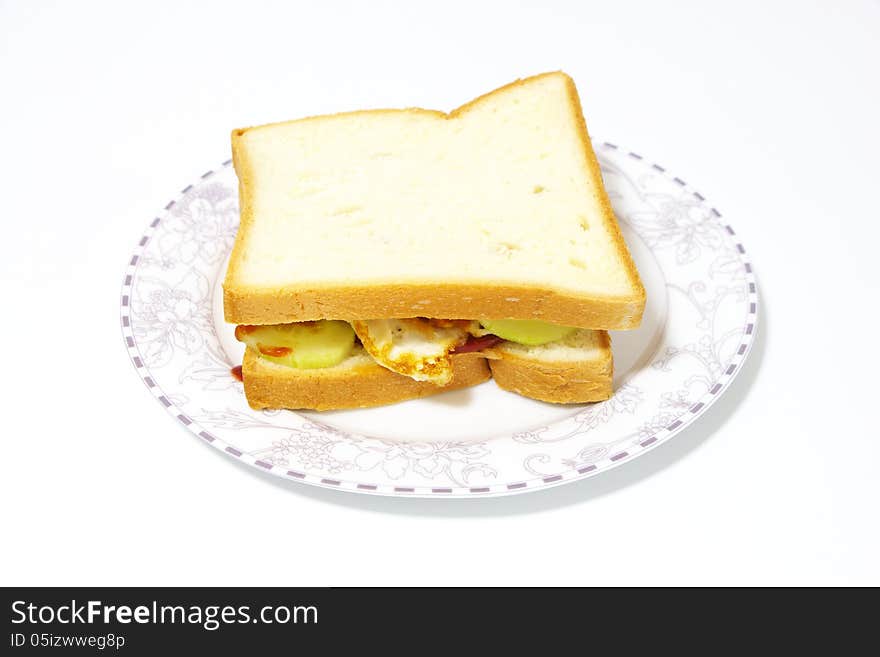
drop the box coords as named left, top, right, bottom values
left=234, top=325, right=259, bottom=341
left=451, top=334, right=503, bottom=353
left=258, top=344, right=292, bottom=357
left=230, top=365, right=243, bottom=381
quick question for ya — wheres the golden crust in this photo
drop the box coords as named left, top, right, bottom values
left=225, top=282, right=643, bottom=330
left=224, top=72, right=646, bottom=330
left=241, top=348, right=490, bottom=411
left=486, top=331, right=614, bottom=404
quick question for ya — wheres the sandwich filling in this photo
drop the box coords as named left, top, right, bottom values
left=351, top=319, right=477, bottom=385
left=235, top=318, right=578, bottom=385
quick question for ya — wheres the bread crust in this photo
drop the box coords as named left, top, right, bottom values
left=485, top=331, right=613, bottom=404
left=225, top=282, right=644, bottom=330
left=241, top=348, right=490, bottom=411
left=225, top=72, right=646, bottom=330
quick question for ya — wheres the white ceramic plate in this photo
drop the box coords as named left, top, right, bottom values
left=121, top=141, right=758, bottom=497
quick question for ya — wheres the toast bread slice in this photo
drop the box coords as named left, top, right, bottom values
left=224, top=72, right=645, bottom=329
left=484, top=330, right=613, bottom=403
left=241, top=346, right=490, bottom=411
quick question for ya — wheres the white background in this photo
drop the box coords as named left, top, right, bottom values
left=1, top=0, right=878, bottom=586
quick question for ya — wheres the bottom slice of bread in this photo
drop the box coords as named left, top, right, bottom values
left=484, top=330, right=613, bottom=404
left=242, top=346, right=491, bottom=411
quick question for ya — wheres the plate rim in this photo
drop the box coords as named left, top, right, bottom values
left=119, top=142, right=759, bottom=498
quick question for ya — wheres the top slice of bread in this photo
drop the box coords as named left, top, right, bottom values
left=224, top=72, right=645, bottom=329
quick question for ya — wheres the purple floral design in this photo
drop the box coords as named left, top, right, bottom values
left=512, top=383, right=643, bottom=444
left=269, top=429, right=351, bottom=474
left=561, top=443, right=613, bottom=468
left=268, top=435, right=496, bottom=485
left=340, top=441, right=495, bottom=485
left=626, top=193, right=724, bottom=265
left=158, top=183, right=238, bottom=266
left=653, top=282, right=745, bottom=387
left=654, top=334, right=723, bottom=380
left=193, top=409, right=498, bottom=486
left=572, top=383, right=644, bottom=427
left=179, top=347, right=242, bottom=392
left=131, top=269, right=211, bottom=368
left=710, top=252, right=747, bottom=283
left=637, top=411, right=680, bottom=442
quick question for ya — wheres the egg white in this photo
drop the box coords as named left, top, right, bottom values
left=351, top=319, right=475, bottom=384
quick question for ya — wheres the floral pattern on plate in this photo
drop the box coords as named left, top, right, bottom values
left=121, top=144, right=758, bottom=497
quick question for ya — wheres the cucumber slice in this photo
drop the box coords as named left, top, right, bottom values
left=235, top=321, right=355, bottom=369
left=478, top=319, right=577, bottom=346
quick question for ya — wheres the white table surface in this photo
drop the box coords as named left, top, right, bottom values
left=2, top=0, right=878, bottom=586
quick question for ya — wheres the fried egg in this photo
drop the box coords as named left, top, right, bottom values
left=351, top=319, right=477, bottom=385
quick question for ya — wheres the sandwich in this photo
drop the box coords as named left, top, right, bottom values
left=224, top=71, right=645, bottom=411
